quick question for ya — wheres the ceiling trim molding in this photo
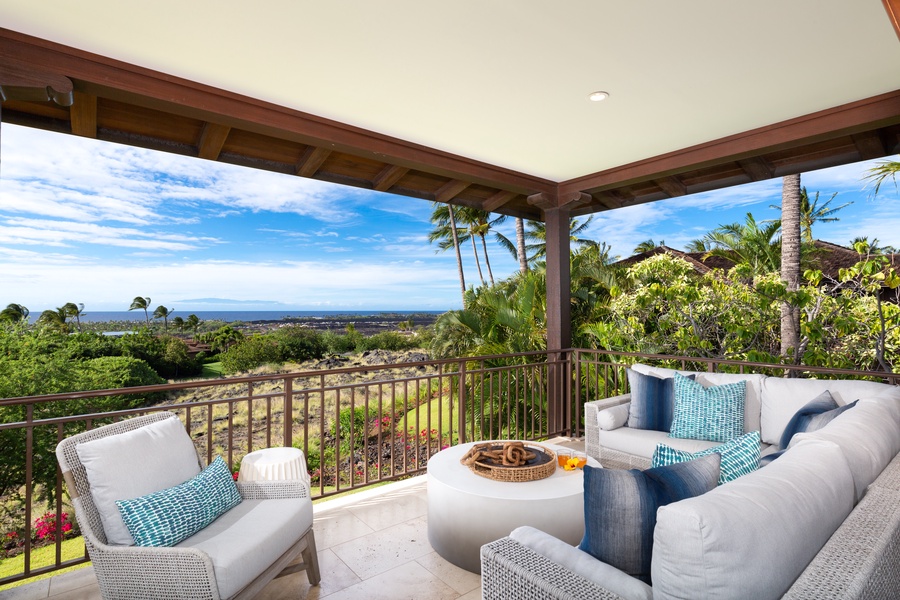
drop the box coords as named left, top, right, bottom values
left=885, top=0, right=900, bottom=41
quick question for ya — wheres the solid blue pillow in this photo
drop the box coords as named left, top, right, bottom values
left=116, top=456, right=242, bottom=547
left=578, top=454, right=720, bottom=583
left=626, top=369, right=695, bottom=432
left=669, top=372, right=745, bottom=442
left=779, top=390, right=857, bottom=450
left=652, top=430, right=761, bottom=485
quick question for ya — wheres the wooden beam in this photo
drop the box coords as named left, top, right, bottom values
left=0, top=58, right=73, bottom=105
left=654, top=176, right=687, bottom=197
left=737, top=156, right=775, bottom=181
left=70, top=91, right=97, bottom=138
left=197, top=122, right=231, bottom=160
left=295, top=146, right=331, bottom=177
left=434, top=179, right=471, bottom=203
left=884, top=0, right=900, bottom=42
left=527, top=192, right=556, bottom=210
left=482, top=190, right=517, bottom=212
left=372, top=164, right=408, bottom=192
left=852, top=130, right=886, bottom=160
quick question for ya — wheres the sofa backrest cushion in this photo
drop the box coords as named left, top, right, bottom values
left=669, top=373, right=745, bottom=443
left=790, top=395, right=900, bottom=501
left=759, top=377, right=895, bottom=445
left=652, top=438, right=855, bottom=600
left=578, top=454, right=720, bottom=583
left=75, top=415, right=202, bottom=546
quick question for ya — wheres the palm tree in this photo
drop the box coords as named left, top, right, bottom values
left=462, top=208, right=505, bottom=286
left=780, top=174, right=801, bottom=359
left=850, top=236, right=898, bottom=255
left=684, top=238, right=712, bottom=252
left=153, top=305, right=174, bottom=334
left=129, top=296, right=152, bottom=325
left=37, top=307, right=68, bottom=332
left=864, top=157, right=900, bottom=197
left=0, top=303, right=29, bottom=324
left=525, top=215, right=596, bottom=265
left=428, top=203, right=468, bottom=305
left=515, top=218, right=528, bottom=272
left=186, top=314, right=201, bottom=337
left=172, top=316, right=185, bottom=335
left=633, top=239, right=663, bottom=254
left=701, top=213, right=782, bottom=275
left=61, top=302, right=85, bottom=331
left=771, top=187, right=852, bottom=243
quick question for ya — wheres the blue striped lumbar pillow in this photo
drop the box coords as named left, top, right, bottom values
left=669, top=372, right=745, bottom=442
left=626, top=369, right=695, bottom=432
left=779, top=390, right=857, bottom=450
left=116, top=456, right=242, bottom=547
left=578, top=454, right=720, bottom=583
left=652, top=430, right=761, bottom=485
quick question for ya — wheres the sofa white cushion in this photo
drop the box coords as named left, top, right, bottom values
left=760, top=377, right=896, bottom=445
left=509, top=526, right=653, bottom=600
left=651, top=438, right=855, bottom=600
left=75, top=416, right=201, bottom=546
left=597, top=403, right=631, bottom=431
left=176, top=498, right=312, bottom=599
left=790, top=395, right=900, bottom=501
left=597, top=427, right=722, bottom=458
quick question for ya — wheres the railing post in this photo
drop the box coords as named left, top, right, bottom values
left=283, top=377, right=293, bottom=448
left=457, top=360, right=467, bottom=444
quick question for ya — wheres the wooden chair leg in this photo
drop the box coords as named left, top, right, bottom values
left=302, top=530, right=321, bottom=586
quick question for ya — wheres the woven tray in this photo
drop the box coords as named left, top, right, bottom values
left=461, top=441, right=557, bottom=482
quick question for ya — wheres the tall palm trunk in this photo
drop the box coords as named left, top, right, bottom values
left=781, top=174, right=801, bottom=361
left=447, top=206, right=467, bottom=305
left=515, top=218, right=528, bottom=272
left=480, top=234, right=495, bottom=285
left=470, top=234, right=486, bottom=286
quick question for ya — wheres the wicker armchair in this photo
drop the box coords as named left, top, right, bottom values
left=56, top=412, right=320, bottom=600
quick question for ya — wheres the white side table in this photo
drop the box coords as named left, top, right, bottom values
left=427, top=440, right=599, bottom=573
left=238, top=447, right=310, bottom=488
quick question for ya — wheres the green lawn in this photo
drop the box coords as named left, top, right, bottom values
left=0, top=537, right=89, bottom=592
left=201, top=361, right=224, bottom=378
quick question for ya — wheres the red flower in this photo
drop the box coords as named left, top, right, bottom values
left=232, top=472, right=239, bottom=481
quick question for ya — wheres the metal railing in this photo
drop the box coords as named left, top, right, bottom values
left=1, top=348, right=898, bottom=586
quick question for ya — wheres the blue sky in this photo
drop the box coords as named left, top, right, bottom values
left=1, top=123, right=898, bottom=313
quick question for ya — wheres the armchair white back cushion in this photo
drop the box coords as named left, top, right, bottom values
left=75, top=415, right=202, bottom=545
left=652, top=438, right=855, bottom=600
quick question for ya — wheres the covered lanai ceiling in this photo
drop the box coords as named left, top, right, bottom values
left=1, top=1, right=900, bottom=221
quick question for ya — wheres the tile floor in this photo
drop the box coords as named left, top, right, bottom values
left=3, top=437, right=585, bottom=600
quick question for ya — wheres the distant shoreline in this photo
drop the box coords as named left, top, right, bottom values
left=26, top=309, right=447, bottom=324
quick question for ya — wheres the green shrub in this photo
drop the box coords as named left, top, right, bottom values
left=355, top=331, right=418, bottom=352
left=271, top=326, right=327, bottom=362
left=322, top=330, right=361, bottom=354
left=219, top=335, right=281, bottom=374
left=331, top=405, right=378, bottom=454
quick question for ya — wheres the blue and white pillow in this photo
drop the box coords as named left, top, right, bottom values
left=780, top=390, right=857, bottom=449
left=626, top=369, right=694, bottom=432
left=669, top=373, right=745, bottom=442
left=116, top=456, right=242, bottom=547
left=579, top=454, right=720, bottom=583
left=652, top=430, right=761, bottom=485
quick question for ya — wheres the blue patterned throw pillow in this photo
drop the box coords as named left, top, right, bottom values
left=669, top=372, right=745, bottom=442
left=116, top=456, right=242, bottom=547
left=579, top=454, right=720, bottom=583
left=626, top=369, right=695, bottom=432
left=779, top=390, right=857, bottom=450
left=652, top=430, right=761, bottom=485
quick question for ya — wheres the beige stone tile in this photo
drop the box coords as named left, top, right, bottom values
left=312, top=511, right=376, bottom=550
left=323, top=561, right=459, bottom=600
left=330, top=516, right=433, bottom=581
left=0, top=579, right=51, bottom=600
left=416, top=551, right=481, bottom=595
left=456, top=587, right=483, bottom=600
left=46, top=567, right=97, bottom=597
left=345, top=485, right=427, bottom=532
left=257, top=547, right=362, bottom=600
left=39, top=583, right=99, bottom=600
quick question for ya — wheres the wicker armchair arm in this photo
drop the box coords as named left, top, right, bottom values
left=481, top=537, right=626, bottom=600
left=236, top=478, right=310, bottom=500
left=584, top=393, right=631, bottom=463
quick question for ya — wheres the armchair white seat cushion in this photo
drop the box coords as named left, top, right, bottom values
left=177, top=498, right=313, bottom=599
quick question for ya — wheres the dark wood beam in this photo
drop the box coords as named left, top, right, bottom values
left=434, top=179, right=471, bottom=203
left=70, top=91, right=97, bottom=138
left=560, top=90, right=900, bottom=198
left=0, top=58, right=73, bottom=106
left=654, top=176, right=687, bottom=197
left=884, top=0, right=900, bottom=42
left=737, top=156, right=775, bottom=181
left=851, top=130, right=886, bottom=160
left=295, top=146, right=332, bottom=177
left=482, top=190, right=517, bottom=212
left=197, top=122, right=231, bottom=160
left=527, top=192, right=557, bottom=210
left=372, top=164, right=409, bottom=192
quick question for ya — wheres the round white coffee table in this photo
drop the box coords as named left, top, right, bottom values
left=427, top=440, right=599, bottom=573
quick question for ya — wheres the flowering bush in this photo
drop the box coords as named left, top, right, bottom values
left=33, top=512, right=74, bottom=542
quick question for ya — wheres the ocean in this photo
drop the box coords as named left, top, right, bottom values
left=28, top=310, right=445, bottom=324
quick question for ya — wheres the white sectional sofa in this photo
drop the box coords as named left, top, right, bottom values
left=480, top=365, right=900, bottom=599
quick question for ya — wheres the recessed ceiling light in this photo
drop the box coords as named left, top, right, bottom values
left=588, top=91, right=610, bottom=102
